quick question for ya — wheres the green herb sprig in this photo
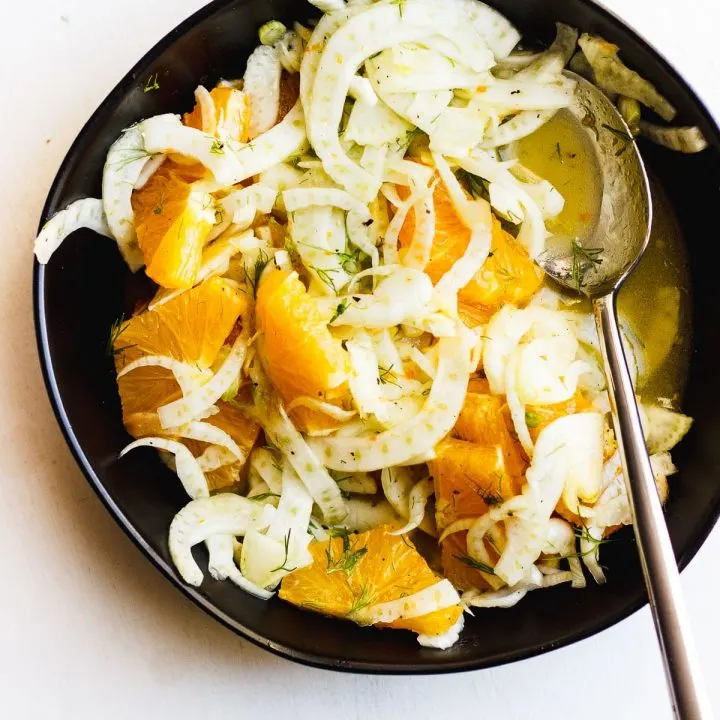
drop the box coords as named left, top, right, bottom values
left=270, top=530, right=297, bottom=573
left=391, top=0, right=407, bottom=19
left=395, top=127, right=422, bottom=152
left=454, top=553, right=495, bottom=575
left=346, top=583, right=374, bottom=618
left=144, top=73, right=160, bottom=93
left=330, top=299, right=349, bottom=324
left=310, top=266, right=340, bottom=294
left=244, top=250, right=270, bottom=297
left=574, top=521, right=614, bottom=560
left=106, top=314, right=136, bottom=359
left=601, top=123, right=634, bottom=156
left=378, top=364, right=401, bottom=388
left=456, top=169, right=490, bottom=201
left=325, top=528, right=368, bottom=577
left=570, top=238, right=603, bottom=290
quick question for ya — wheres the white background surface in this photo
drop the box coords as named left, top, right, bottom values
left=1, top=1, right=718, bottom=718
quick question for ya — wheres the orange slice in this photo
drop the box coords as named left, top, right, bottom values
left=131, top=162, right=215, bottom=289
left=255, top=268, right=351, bottom=432
left=525, top=390, right=593, bottom=443
left=279, top=525, right=462, bottom=638
left=459, top=219, right=544, bottom=310
left=431, top=438, right=523, bottom=531
left=458, top=302, right=494, bottom=329
left=183, top=399, right=261, bottom=491
left=184, top=86, right=251, bottom=143
left=467, top=376, right=491, bottom=394
left=398, top=178, right=543, bottom=316
left=526, top=391, right=596, bottom=526
left=441, top=530, right=496, bottom=592
left=454, top=392, right=527, bottom=477
left=455, top=392, right=510, bottom=446
left=398, top=173, right=469, bottom=284
left=114, top=278, right=256, bottom=491
left=113, top=276, right=246, bottom=430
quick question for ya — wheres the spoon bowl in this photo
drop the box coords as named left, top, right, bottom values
left=537, top=72, right=652, bottom=295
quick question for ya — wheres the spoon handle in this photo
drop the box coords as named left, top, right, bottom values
left=593, top=292, right=711, bottom=719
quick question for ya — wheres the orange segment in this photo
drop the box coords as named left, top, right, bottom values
left=184, top=86, right=251, bottom=143
left=454, top=392, right=527, bottom=477
left=279, top=526, right=462, bottom=637
left=458, top=302, right=494, bottom=329
left=525, top=390, right=593, bottom=443
left=455, top=393, right=508, bottom=446
left=397, top=178, right=543, bottom=318
left=182, top=400, right=261, bottom=492
left=162, top=161, right=209, bottom=183
left=255, top=268, right=350, bottom=432
left=431, top=438, right=522, bottom=531
left=441, top=531, right=495, bottom=592
left=124, top=411, right=164, bottom=439
left=459, top=219, right=544, bottom=310
left=115, top=277, right=245, bottom=369
left=131, top=162, right=215, bottom=289
left=202, top=464, right=243, bottom=492
left=385, top=607, right=463, bottom=636
left=114, top=277, right=246, bottom=429
left=467, top=376, right=491, bottom=394
left=207, top=399, right=261, bottom=456
left=204, top=398, right=261, bottom=490
left=398, top=174, right=469, bottom=285
left=114, top=279, right=251, bottom=490
left=526, top=390, right=594, bottom=525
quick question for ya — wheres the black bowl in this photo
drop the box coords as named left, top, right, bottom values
left=34, top=0, right=720, bottom=673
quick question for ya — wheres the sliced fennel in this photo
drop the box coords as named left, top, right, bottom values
left=120, top=437, right=210, bottom=500
left=309, top=335, right=471, bottom=471
left=101, top=123, right=155, bottom=270
left=244, top=45, right=282, bottom=138
left=34, top=199, right=114, bottom=266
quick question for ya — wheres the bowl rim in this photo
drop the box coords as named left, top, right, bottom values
left=33, top=0, right=720, bottom=674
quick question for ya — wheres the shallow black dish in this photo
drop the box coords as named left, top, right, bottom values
left=34, top=0, right=720, bottom=673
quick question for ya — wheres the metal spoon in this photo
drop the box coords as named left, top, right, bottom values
left=537, top=73, right=711, bottom=719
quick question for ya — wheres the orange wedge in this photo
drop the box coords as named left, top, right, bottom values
left=113, top=276, right=246, bottom=431
left=207, top=398, right=260, bottom=455
left=441, top=530, right=496, bottom=592
left=431, top=438, right=523, bottom=531
left=459, top=219, right=544, bottom=310
left=467, top=376, right=491, bottom=394
left=255, top=268, right=351, bottom=432
left=184, top=86, right=251, bottom=143
left=458, top=302, right=494, bottom=329
left=454, top=392, right=527, bottom=477
left=398, top=178, right=543, bottom=317
left=279, top=525, right=462, bottom=638
left=525, top=390, right=593, bottom=443
left=131, top=162, right=216, bottom=289
left=455, top=393, right=510, bottom=446
left=523, top=391, right=596, bottom=526
left=114, top=278, right=257, bottom=491
left=183, top=399, right=261, bottom=491
left=398, top=174, right=469, bottom=285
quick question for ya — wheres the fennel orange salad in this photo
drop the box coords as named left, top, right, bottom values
left=35, top=0, right=704, bottom=649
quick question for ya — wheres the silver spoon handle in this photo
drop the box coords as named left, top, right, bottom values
left=593, top=292, right=711, bottom=719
